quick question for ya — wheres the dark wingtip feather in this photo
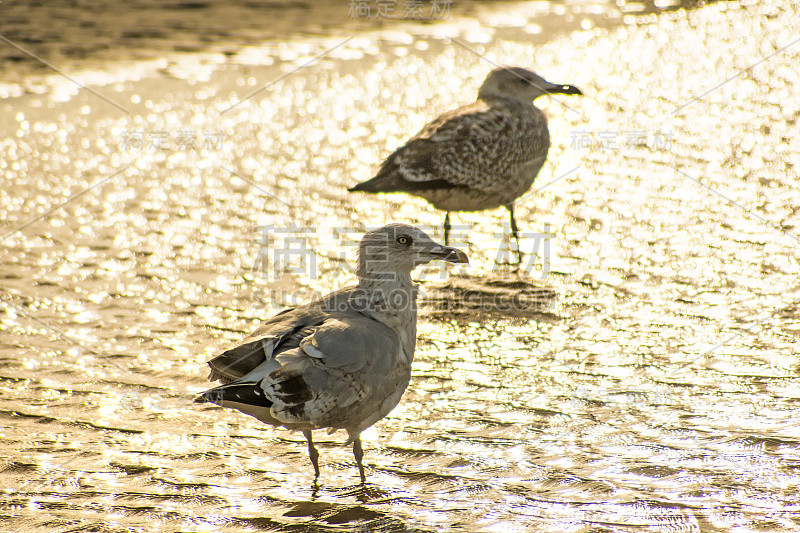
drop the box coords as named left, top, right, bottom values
left=193, top=392, right=210, bottom=404
left=196, top=383, right=273, bottom=409
left=348, top=180, right=379, bottom=193
left=270, top=368, right=314, bottom=404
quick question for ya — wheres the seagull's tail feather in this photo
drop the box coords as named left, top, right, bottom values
left=350, top=170, right=464, bottom=194
left=348, top=174, right=397, bottom=193
left=194, top=380, right=281, bottom=425
left=195, top=381, right=272, bottom=407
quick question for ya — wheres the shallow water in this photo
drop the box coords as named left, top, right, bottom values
left=0, top=0, right=703, bottom=85
left=2, top=0, right=800, bottom=531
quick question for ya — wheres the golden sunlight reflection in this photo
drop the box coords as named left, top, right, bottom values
left=1, top=1, right=798, bottom=532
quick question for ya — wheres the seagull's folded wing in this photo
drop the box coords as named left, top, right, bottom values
left=375, top=102, right=517, bottom=190
left=206, top=306, right=325, bottom=383
left=299, top=316, right=399, bottom=373
left=264, top=314, right=402, bottom=426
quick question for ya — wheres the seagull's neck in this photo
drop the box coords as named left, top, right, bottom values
left=352, top=265, right=420, bottom=366
left=478, top=93, right=539, bottom=107
left=353, top=267, right=418, bottom=329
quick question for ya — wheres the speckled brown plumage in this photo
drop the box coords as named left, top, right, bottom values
left=350, top=66, right=582, bottom=258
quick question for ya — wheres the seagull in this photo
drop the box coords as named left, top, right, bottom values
left=195, top=223, right=468, bottom=482
left=349, top=66, right=582, bottom=262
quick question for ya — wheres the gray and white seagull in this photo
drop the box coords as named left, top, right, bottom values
left=195, top=223, right=468, bottom=482
left=349, top=66, right=581, bottom=261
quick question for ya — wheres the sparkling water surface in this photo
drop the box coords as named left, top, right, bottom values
left=1, top=1, right=799, bottom=531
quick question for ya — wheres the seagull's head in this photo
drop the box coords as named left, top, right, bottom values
left=357, top=223, right=468, bottom=282
left=478, top=66, right=583, bottom=103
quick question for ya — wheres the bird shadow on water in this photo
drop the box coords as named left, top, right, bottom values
left=331, top=481, right=395, bottom=503
left=244, top=482, right=431, bottom=533
left=419, top=271, right=560, bottom=321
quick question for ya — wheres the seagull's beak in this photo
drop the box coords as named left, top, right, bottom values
left=430, top=245, right=469, bottom=264
left=546, top=83, right=582, bottom=96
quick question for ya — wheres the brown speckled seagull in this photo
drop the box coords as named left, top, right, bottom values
left=349, top=66, right=581, bottom=261
left=195, top=224, right=468, bottom=482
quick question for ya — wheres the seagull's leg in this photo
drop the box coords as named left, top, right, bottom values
left=443, top=212, right=451, bottom=246
left=352, top=436, right=366, bottom=483
left=303, top=430, right=320, bottom=480
left=506, top=203, right=523, bottom=266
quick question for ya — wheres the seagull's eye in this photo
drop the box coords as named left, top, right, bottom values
left=396, top=235, right=412, bottom=246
